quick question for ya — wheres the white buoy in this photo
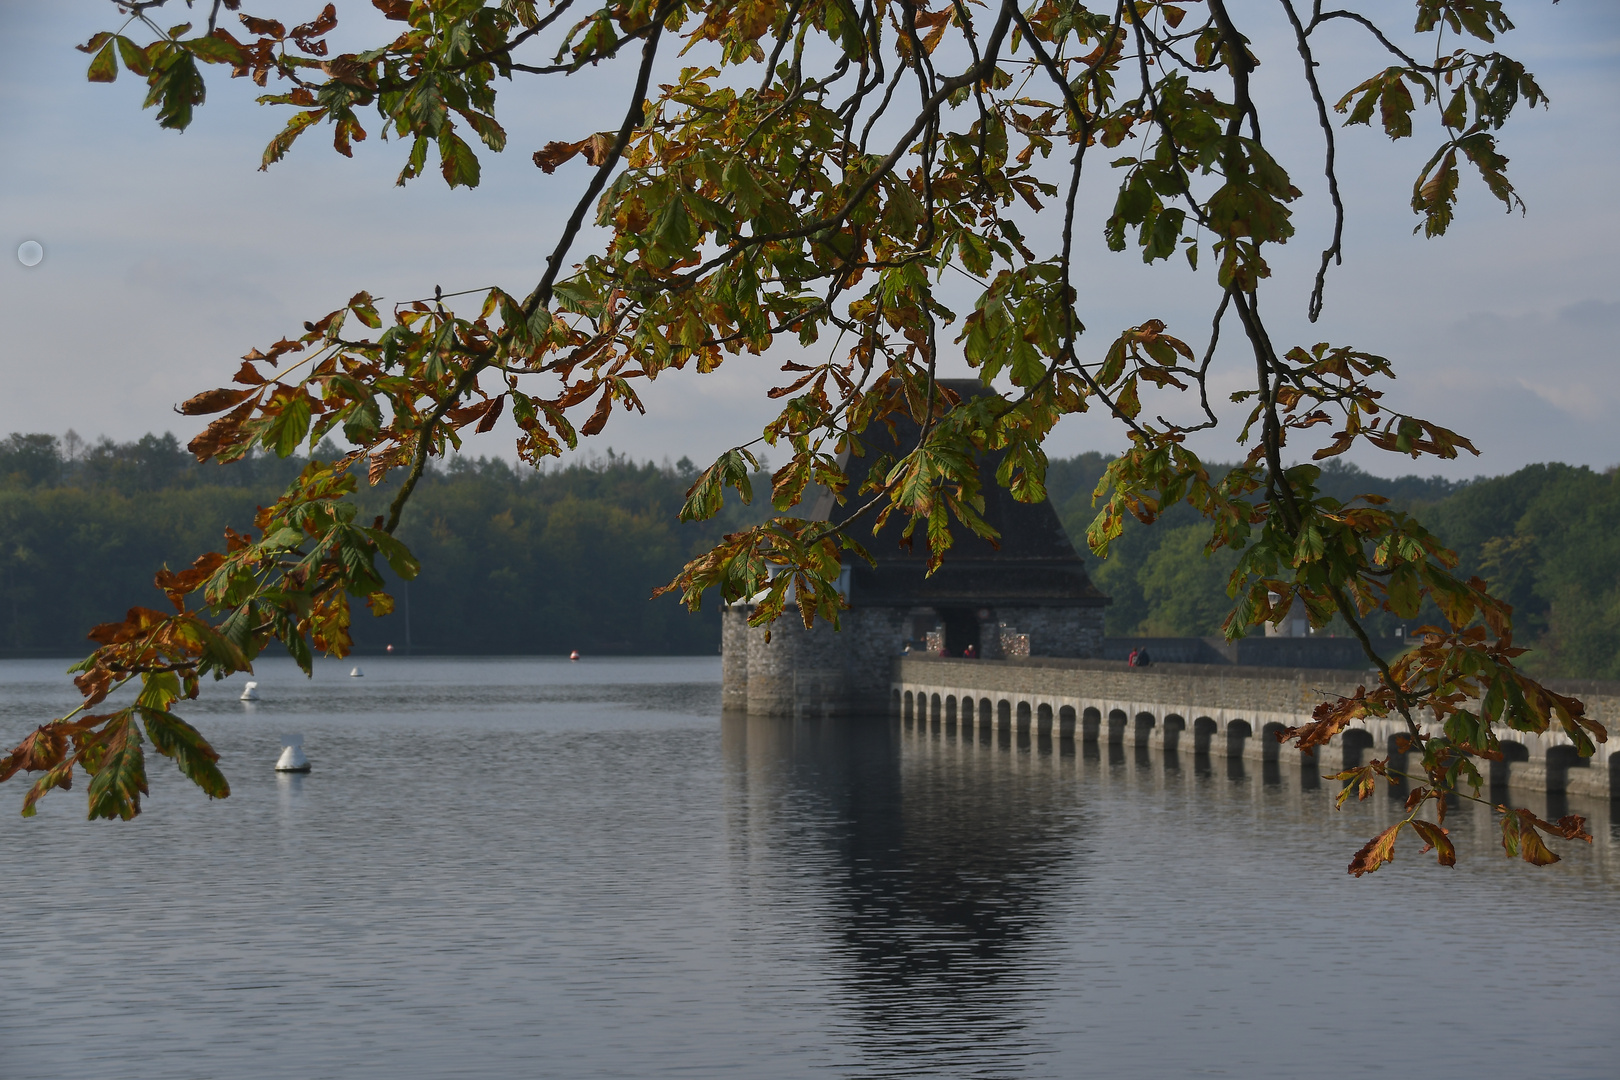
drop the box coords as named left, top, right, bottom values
left=350, top=666, right=364, bottom=677
left=275, top=734, right=310, bottom=773
left=240, top=681, right=260, bottom=702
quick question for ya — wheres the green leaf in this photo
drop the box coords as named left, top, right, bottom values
left=363, top=528, right=422, bottom=580
left=260, top=526, right=306, bottom=551
left=396, top=133, right=431, bottom=186
left=438, top=128, right=481, bottom=188
left=145, top=51, right=207, bottom=131
left=680, top=448, right=756, bottom=522
left=86, top=715, right=148, bottom=821
left=1099, top=337, right=1128, bottom=387
left=722, top=159, right=766, bottom=218
left=1387, top=563, right=1423, bottom=618
left=349, top=291, right=382, bottom=329
left=116, top=36, right=153, bottom=76
left=822, top=0, right=867, bottom=61
left=1379, top=75, right=1415, bottom=139
left=141, top=708, right=230, bottom=800
left=262, top=109, right=326, bottom=170
left=136, top=670, right=184, bottom=712
left=458, top=110, right=506, bottom=153
left=87, top=40, right=118, bottom=83
left=651, top=195, right=695, bottom=266
left=185, top=34, right=245, bottom=65
left=265, top=394, right=314, bottom=457
left=342, top=395, right=384, bottom=444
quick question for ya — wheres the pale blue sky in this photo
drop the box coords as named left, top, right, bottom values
left=1, top=0, right=1616, bottom=479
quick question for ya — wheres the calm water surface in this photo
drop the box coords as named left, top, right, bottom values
left=2, top=656, right=1616, bottom=1079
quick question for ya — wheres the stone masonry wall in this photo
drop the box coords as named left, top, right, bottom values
left=733, top=604, right=915, bottom=716
left=721, top=606, right=749, bottom=709
left=904, top=655, right=1366, bottom=712
left=845, top=607, right=911, bottom=703
left=993, top=606, right=1105, bottom=659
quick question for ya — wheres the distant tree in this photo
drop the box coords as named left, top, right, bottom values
left=1132, top=523, right=1241, bottom=637
left=1423, top=464, right=1620, bottom=680
left=0, top=434, right=64, bottom=488
left=4, top=0, right=1601, bottom=874
left=0, top=433, right=726, bottom=656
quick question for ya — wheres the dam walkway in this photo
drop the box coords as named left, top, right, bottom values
left=893, top=655, right=1619, bottom=801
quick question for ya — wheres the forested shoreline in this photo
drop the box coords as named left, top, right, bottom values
left=2, top=432, right=1616, bottom=677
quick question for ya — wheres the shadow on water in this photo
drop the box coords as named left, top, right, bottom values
left=722, top=713, right=1083, bottom=1077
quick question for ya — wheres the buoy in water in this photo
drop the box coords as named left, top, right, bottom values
left=350, top=666, right=364, bottom=677
left=240, top=681, right=260, bottom=702
left=569, top=650, right=579, bottom=661
left=275, top=734, right=310, bottom=773
left=386, top=644, right=394, bottom=653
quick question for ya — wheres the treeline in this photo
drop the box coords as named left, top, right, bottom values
left=0, top=432, right=752, bottom=657
left=1041, top=453, right=1620, bottom=680
left=3, top=432, right=1617, bottom=677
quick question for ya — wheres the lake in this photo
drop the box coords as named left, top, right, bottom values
left=1, top=656, right=1616, bottom=1079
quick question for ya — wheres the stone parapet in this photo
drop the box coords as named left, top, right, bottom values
left=895, top=655, right=1620, bottom=799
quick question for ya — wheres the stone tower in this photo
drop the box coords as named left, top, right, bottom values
left=722, top=380, right=1109, bottom=716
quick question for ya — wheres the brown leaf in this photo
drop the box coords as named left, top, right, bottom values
left=188, top=400, right=257, bottom=461
left=1329, top=763, right=1380, bottom=808
left=1283, top=691, right=1371, bottom=754
left=556, top=379, right=600, bottom=407
left=0, top=724, right=68, bottom=782
left=1410, top=820, right=1455, bottom=867
left=369, top=445, right=408, bottom=486
left=73, top=665, right=114, bottom=708
left=241, top=15, right=286, bottom=37
left=446, top=399, right=496, bottom=425
left=87, top=607, right=171, bottom=646
left=580, top=132, right=615, bottom=166
left=321, top=57, right=374, bottom=89
left=534, top=139, right=587, bottom=174
left=580, top=388, right=614, bottom=437
left=153, top=552, right=226, bottom=612
left=1545, top=814, right=1593, bottom=842
left=232, top=361, right=266, bottom=386
left=1517, top=827, right=1559, bottom=866
left=1348, top=822, right=1401, bottom=876
left=291, top=4, right=338, bottom=52
left=1501, top=808, right=1562, bottom=866
left=178, top=386, right=256, bottom=416
left=476, top=393, right=506, bottom=433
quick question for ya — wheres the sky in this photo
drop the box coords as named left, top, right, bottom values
left=1, top=0, right=1617, bottom=481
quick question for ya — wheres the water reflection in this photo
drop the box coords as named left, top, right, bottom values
left=275, top=769, right=306, bottom=806
left=724, top=714, right=1085, bottom=1076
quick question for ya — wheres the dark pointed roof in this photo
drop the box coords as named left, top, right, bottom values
left=809, top=380, right=1109, bottom=609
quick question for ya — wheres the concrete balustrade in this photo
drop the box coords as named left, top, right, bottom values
left=893, top=656, right=1619, bottom=800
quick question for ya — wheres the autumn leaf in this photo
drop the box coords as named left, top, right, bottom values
left=85, top=714, right=148, bottom=821
left=1348, top=823, right=1402, bottom=876
left=1410, top=820, right=1455, bottom=867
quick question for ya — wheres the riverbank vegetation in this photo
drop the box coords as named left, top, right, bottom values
left=1052, top=453, right=1620, bottom=681
left=6, top=432, right=1617, bottom=679
left=0, top=432, right=750, bottom=657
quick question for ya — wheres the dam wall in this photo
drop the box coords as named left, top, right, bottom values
left=893, top=655, right=1620, bottom=800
